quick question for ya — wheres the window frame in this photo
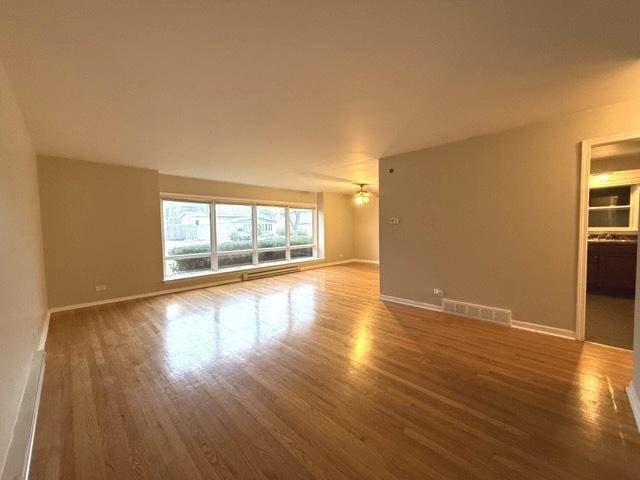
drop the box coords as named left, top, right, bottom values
left=160, top=195, right=317, bottom=280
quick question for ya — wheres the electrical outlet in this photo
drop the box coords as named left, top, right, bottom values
left=433, top=288, right=444, bottom=297
left=95, top=285, right=107, bottom=292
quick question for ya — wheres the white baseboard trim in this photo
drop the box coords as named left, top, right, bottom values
left=351, top=259, right=379, bottom=265
left=627, top=383, right=640, bottom=433
left=379, top=294, right=578, bottom=340
left=299, top=259, right=353, bottom=270
left=379, top=294, right=443, bottom=312
left=583, top=340, right=632, bottom=352
left=1, top=351, right=45, bottom=480
left=48, top=278, right=241, bottom=313
left=300, top=259, right=378, bottom=270
left=510, top=320, right=576, bottom=340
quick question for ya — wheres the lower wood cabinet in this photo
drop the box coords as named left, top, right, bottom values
left=587, top=242, right=637, bottom=296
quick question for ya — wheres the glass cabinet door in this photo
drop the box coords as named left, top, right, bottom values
left=589, top=186, right=631, bottom=207
left=588, top=209, right=631, bottom=228
left=588, top=186, right=632, bottom=229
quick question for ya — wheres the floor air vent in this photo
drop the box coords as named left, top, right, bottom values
left=243, top=266, right=300, bottom=281
left=442, top=299, right=511, bottom=325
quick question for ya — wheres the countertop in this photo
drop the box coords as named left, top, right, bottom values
left=587, top=239, right=638, bottom=244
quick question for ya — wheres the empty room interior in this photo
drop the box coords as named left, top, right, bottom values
left=2, top=2, right=640, bottom=479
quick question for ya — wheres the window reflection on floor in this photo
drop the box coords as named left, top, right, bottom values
left=576, top=345, right=628, bottom=445
left=162, top=283, right=316, bottom=376
left=351, top=308, right=375, bottom=366
left=164, top=306, right=219, bottom=376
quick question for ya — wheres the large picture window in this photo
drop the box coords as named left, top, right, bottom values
left=162, top=198, right=316, bottom=278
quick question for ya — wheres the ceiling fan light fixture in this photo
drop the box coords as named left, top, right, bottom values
left=354, top=184, right=371, bottom=206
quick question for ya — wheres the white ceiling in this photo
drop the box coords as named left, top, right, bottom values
left=1, top=1, right=640, bottom=193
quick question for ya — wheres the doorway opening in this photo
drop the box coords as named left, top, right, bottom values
left=577, top=133, right=640, bottom=349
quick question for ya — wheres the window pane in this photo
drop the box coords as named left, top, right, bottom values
left=589, top=208, right=630, bottom=228
left=218, top=253, right=253, bottom=268
left=258, top=250, right=286, bottom=263
left=257, top=206, right=286, bottom=248
left=165, top=257, right=211, bottom=276
left=216, top=204, right=253, bottom=252
left=289, top=208, right=313, bottom=245
left=291, top=247, right=313, bottom=259
left=589, top=186, right=631, bottom=207
left=162, top=200, right=211, bottom=257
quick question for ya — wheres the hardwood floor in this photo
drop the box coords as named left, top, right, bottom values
left=31, top=263, right=640, bottom=479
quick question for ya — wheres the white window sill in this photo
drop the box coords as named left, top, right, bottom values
left=163, top=256, right=324, bottom=283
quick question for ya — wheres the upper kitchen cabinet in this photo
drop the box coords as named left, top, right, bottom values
left=588, top=169, right=640, bottom=232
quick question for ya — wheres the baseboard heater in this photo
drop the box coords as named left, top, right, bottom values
left=2, top=350, right=46, bottom=480
left=243, top=266, right=300, bottom=281
left=442, top=299, right=511, bottom=325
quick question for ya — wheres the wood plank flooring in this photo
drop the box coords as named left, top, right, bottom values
left=31, top=263, right=640, bottom=479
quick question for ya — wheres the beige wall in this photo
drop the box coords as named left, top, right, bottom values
left=38, top=159, right=366, bottom=308
left=38, top=157, right=165, bottom=307
left=321, top=192, right=355, bottom=262
left=380, top=98, right=640, bottom=401
left=0, top=62, right=48, bottom=473
left=354, top=196, right=379, bottom=261
left=380, top=99, right=640, bottom=327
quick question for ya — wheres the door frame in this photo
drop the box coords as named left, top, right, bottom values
left=576, top=130, right=640, bottom=340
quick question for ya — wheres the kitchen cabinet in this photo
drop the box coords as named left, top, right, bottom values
left=587, top=242, right=637, bottom=295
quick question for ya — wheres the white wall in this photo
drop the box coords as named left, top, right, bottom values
left=0, top=61, right=48, bottom=474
